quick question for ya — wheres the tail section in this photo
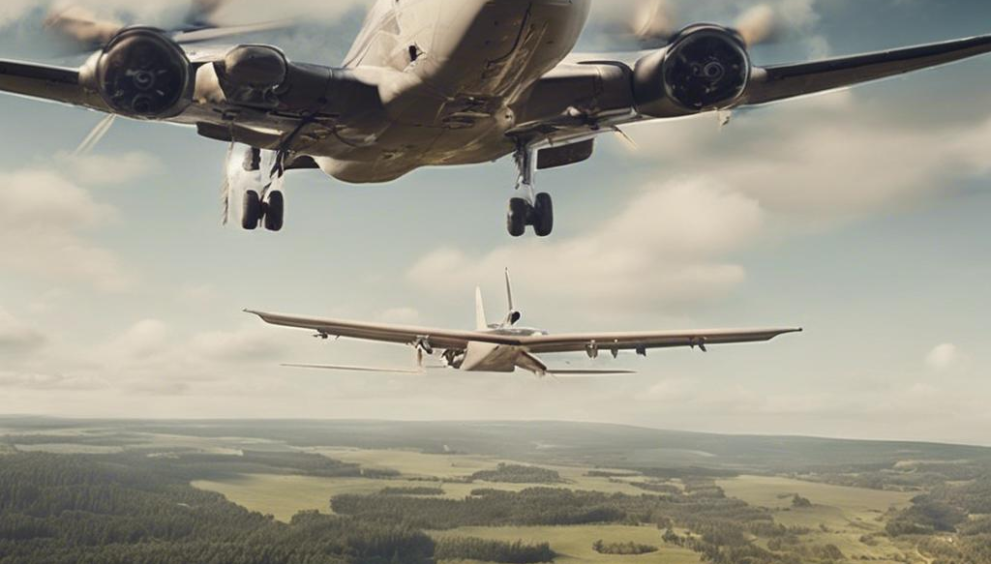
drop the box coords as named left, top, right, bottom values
left=475, top=287, right=488, bottom=330
left=504, top=269, right=522, bottom=326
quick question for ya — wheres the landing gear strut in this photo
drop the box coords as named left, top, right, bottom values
left=507, top=144, right=554, bottom=238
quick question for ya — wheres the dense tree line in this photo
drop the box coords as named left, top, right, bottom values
left=886, top=476, right=991, bottom=564
left=591, top=540, right=657, bottom=555
left=434, top=538, right=554, bottom=563
left=379, top=487, right=444, bottom=497
left=469, top=464, right=563, bottom=484
left=0, top=454, right=431, bottom=564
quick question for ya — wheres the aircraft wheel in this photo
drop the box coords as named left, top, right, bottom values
left=507, top=198, right=529, bottom=237
left=264, top=191, right=285, bottom=232
left=533, top=192, right=554, bottom=238
left=242, top=191, right=262, bottom=230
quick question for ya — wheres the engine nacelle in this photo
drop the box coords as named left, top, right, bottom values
left=215, top=45, right=332, bottom=112
left=634, top=25, right=751, bottom=117
left=92, top=28, right=192, bottom=119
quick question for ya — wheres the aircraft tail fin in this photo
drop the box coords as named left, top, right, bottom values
left=475, top=287, right=487, bottom=330
left=504, top=269, right=522, bottom=326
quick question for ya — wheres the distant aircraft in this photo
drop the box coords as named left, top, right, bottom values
left=4, top=0, right=990, bottom=236
left=246, top=271, right=801, bottom=377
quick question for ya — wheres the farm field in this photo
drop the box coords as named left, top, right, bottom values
left=4, top=419, right=990, bottom=564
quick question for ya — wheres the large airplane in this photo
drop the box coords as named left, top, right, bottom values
left=3, top=0, right=990, bottom=236
left=246, top=271, right=801, bottom=377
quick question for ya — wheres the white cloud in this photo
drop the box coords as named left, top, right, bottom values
left=0, top=1, right=35, bottom=27
left=0, top=308, right=46, bottom=352
left=409, top=178, right=762, bottom=315
left=623, top=98, right=991, bottom=223
left=189, top=324, right=282, bottom=362
left=926, top=343, right=961, bottom=372
left=0, top=165, right=133, bottom=291
left=106, top=319, right=170, bottom=360
left=0, top=371, right=107, bottom=391
left=378, top=307, right=421, bottom=324
left=60, top=151, right=163, bottom=186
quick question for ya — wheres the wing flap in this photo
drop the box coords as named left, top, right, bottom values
left=246, top=310, right=519, bottom=350
left=743, top=34, right=991, bottom=106
left=0, top=59, right=106, bottom=110
left=521, top=328, right=802, bottom=355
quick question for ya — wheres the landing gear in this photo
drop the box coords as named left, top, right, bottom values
left=242, top=190, right=262, bottom=231
left=241, top=190, right=285, bottom=232
left=507, top=198, right=528, bottom=237
left=506, top=194, right=554, bottom=238
left=506, top=143, right=555, bottom=238
left=264, top=191, right=285, bottom=232
left=533, top=192, right=553, bottom=237
left=229, top=146, right=288, bottom=232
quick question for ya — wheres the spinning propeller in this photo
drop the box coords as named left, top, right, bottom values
left=45, top=0, right=292, bottom=54
left=45, top=0, right=293, bottom=154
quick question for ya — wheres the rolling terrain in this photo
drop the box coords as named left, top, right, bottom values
left=0, top=418, right=988, bottom=563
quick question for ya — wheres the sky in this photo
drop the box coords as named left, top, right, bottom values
left=1, top=0, right=990, bottom=446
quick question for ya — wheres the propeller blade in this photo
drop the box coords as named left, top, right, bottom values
left=74, top=114, right=117, bottom=156
left=185, top=0, right=228, bottom=28
left=735, top=4, right=781, bottom=47
left=44, top=5, right=123, bottom=50
left=173, top=20, right=295, bottom=44
left=630, top=0, right=678, bottom=49
left=45, top=0, right=296, bottom=55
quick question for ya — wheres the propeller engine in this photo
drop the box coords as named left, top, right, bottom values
left=84, top=28, right=193, bottom=119
left=633, top=24, right=751, bottom=116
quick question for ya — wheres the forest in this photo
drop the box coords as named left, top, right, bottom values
left=1, top=419, right=990, bottom=564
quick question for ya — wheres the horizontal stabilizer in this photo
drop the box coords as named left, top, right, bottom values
left=283, top=364, right=435, bottom=375
left=548, top=369, right=637, bottom=377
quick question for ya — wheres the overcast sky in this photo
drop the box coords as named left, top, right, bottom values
left=1, top=0, right=990, bottom=446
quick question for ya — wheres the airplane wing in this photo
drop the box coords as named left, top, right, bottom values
left=0, top=60, right=107, bottom=110
left=517, top=34, right=991, bottom=143
left=519, top=327, right=802, bottom=355
left=741, top=34, right=991, bottom=106
left=246, top=310, right=521, bottom=350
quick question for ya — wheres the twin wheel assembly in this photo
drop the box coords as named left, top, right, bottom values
left=506, top=145, right=554, bottom=238
left=242, top=190, right=284, bottom=232
left=507, top=193, right=554, bottom=238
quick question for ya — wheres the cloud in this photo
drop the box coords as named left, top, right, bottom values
left=409, top=178, right=763, bottom=314
left=189, top=325, right=283, bottom=362
left=0, top=308, right=46, bottom=353
left=926, top=343, right=961, bottom=372
left=107, top=319, right=171, bottom=360
left=59, top=151, right=163, bottom=186
left=622, top=96, right=991, bottom=223
left=0, top=371, right=107, bottom=391
left=378, top=307, right=421, bottom=324
left=584, top=0, right=826, bottom=57
left=0, top=165, right=133, bottom=291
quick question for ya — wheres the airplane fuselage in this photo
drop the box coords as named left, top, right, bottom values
left=316, top=0, right=592, bottom=183
left=461, top=326, right=548, bottom=373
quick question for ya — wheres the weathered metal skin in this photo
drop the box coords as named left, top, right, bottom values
left=319, top=0, right=594, bottom=183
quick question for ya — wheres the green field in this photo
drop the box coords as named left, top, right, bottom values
left=719, top=475, right=916, bottom=562
left=6, top=418, right=990, bottom=564
left=194, top=465, right=660, bottom=522
left=192, top=449, right=926, bottom=562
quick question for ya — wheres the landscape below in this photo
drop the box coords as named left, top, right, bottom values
left=0, top=418, right=988, bottom=564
